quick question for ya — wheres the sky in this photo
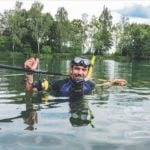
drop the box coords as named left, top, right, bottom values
left=0, top=0, right=150, bottom=24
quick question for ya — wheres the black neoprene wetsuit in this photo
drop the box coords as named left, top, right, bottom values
left=50, top=78, right=95, bottom=97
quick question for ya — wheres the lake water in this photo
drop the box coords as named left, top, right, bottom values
left=0, top=56, right=150, bottom=150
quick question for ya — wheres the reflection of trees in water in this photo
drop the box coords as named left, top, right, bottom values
left=101, top=60, right=130, bottom=80
left=5, top=75, right=24, bottom=93
left=45, top=55, right=70, bottom=76
left=94, top=60, right=130, bottom=82
left=0, top=75, right=25, bottom=103
left=131, top=61, right=150, bottom=87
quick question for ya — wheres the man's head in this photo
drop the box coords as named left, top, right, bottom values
left=70, top=57, right=91, bottom=80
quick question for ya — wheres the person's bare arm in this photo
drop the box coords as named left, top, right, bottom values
left=96, top=79, right=127, bottom=87
left=24, top=57, right=39, bottom=92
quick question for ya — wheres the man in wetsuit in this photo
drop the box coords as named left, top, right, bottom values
left=24, top=57, right=95, bottom=98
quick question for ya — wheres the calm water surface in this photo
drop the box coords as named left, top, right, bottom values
left=0, top=57, right=150, bottom=150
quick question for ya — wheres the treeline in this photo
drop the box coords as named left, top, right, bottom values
left=0, top=1, right=149, bottom=59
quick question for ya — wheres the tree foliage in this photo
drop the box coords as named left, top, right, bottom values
left=69, top=19, right=84, bottom=54
left=91, top=6, right=113, bottom=54
left=117, top=23, right=150, bottom=59
left=0, top=1, right=149, bottom=60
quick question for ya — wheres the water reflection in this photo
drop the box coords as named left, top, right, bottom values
left=0, top=113, right=21, bottom=123
left=101, top=60, right=131, bottom=80
left=22, top=93, right=96, bottom=129
left=69, top=99, right=94, bottom=128
left=21, top=92, right=38, bottom=130
left=0, top=57, right=150, bottom=149
left=130, top=61, right=150, bottom=88
left=103, top=60, right=116, bottom=80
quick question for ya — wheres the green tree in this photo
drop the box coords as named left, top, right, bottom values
left=114, top=16, right=129, bottom=56
left=126, top=24, right=150, bottom=59
left=70, top=19, right=84, bottom=54
left=0, top=36, right=11, bottom=51
left=49, top=21, right=60, bottom=53
left=27, top=2, right=53, bottom=54
left=0, top=1, right=27, bottom=52
left=117, top=22, right=150, bottom=59
left=54, top=7, right=70, bottom=53
left=0, top=12, right=11, bottom=51
left=92, top=6, right=113, bottom=54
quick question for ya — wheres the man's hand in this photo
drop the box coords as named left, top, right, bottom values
left=24, top=57, right=39, bottom=70
left=74, top=76, right=85, bottom=85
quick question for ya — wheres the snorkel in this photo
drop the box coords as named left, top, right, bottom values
left=86, top=49, right=99, bottom=80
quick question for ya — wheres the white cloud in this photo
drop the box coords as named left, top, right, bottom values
left=118, top=4, right=150, bottom=18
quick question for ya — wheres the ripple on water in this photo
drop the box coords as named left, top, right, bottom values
left=0, top=132, right=90, bottom=150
